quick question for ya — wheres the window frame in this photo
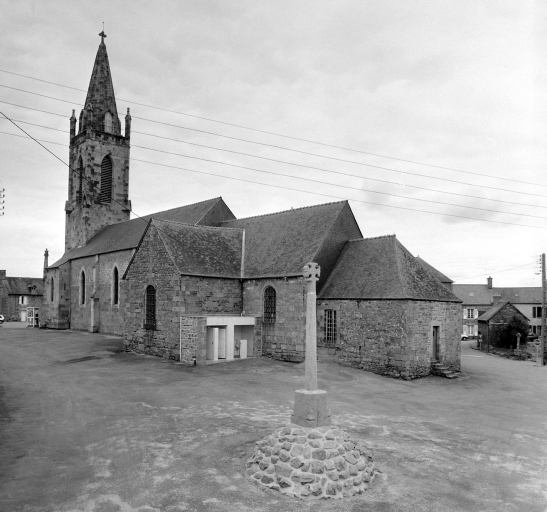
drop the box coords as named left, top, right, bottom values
left=324, top=309, right=338, bottom=346
left=263, top=286, right=277, bottom=324
left=80, top=270, right=86, bottom=305
left=144, top=285, right=156, bottom=329
left=112, top=266, right=119, bottom=306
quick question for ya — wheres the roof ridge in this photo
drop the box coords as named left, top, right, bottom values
left=221, top=200, right=346, bottom=223
left=346, top=234, right=396, bottom=243
left=145, top=197, right=222, bottom=219
left=151, top=218, right=244, bottom=232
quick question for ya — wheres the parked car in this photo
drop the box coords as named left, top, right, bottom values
left=461, top=334, right=468, bottom=340
left=0, top=314, right=4, bottom=324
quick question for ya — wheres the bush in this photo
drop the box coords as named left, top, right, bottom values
left=496, top=315, right=529, bottom=349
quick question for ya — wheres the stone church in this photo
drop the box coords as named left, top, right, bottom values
left=42, top=36, right=462, bottom=379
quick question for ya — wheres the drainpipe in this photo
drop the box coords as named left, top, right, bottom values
left=179, top=316, right=182, bottom=363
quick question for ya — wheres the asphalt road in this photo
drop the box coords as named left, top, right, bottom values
left=0, top=326, right=546, bottom=512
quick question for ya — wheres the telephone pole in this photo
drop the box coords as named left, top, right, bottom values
left=542, top=254, right=546, bottom=366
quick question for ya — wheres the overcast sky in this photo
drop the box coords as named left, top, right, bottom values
left=0, top=0, right=545, bottom=287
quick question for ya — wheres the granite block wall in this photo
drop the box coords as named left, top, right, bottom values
left=317, top=299, right=461, bottom=379
left=243, top=277, right=305, bottom=362
left=122, top=224, right=242, bottom=362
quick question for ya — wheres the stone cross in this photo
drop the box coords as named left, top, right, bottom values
left=292, top=262, right=330, bottom=428
left=303, top=261, right=320, bottom=391
left=99, top=30, right=107, bottom=44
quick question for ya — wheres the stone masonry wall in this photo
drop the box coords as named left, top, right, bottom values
left=42, top=264, right=71, bottom=329
left=123, top=225, right=242, bottom=363
left=317, top=299, right=461, bottom=379
left=243, top=277, right=305, bottom=362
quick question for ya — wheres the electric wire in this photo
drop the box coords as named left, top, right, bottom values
left=3, top=126, right=547, bottom=222
left=2, top=112, right=547, bottom=212
left=452, top=262, right=537, bottom=281
left=1, top=68, right=546, bottom=190
left=2, top=83, right=547, bottom=198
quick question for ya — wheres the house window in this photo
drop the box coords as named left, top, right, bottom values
left=325, top=309, right=337, bottom=346
left=80, top=270, right=86, bottom=305
left=112, top=267, right=119, bottom=305
left=263, top=286, right=276, bottom=323
left=50, top=278, right=54, bottom=302
left=145, top=285, right=156, bottom=328
left=533, top=325, right=542, bottom=336
left=100, top=155, right=113, bottom=203
left=533, top=307, right=542, bottom=318
left=19, top=296, right=28, bottom=305
left=466, top=308, right=475, bottom=319
left=76, top=157, right=84, bottom=205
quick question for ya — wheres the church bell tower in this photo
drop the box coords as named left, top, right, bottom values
left=65, top=31, right=132, bottom=251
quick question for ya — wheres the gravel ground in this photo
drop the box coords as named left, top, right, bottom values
left=0, top=326, right=546, bottom=512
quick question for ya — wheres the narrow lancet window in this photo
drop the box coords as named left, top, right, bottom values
left=80, top=270, right=86, bottom=305
left=145, top=285, right=156, bottom=328
left=263, top=286, right=276, bottom=323
left=112, top=267, right=119, bottom=305
left=76, top=157, right=84, bottom=205
left=104, top=112, right=113, bottom=133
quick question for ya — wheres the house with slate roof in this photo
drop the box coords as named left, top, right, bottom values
left=0, top=270, right=43, bottom=322
left=452, top=278, right=542, bottom=338
left=41, top=35, right=463, bottom=379
left=477, top=301, right=529, bottom=351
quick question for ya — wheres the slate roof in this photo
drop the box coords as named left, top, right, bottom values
left=221, top=201, right=350, bottom=278
left=152, top=220, right=243, bottom=278
left=49, top=197, right=227, bottom=268
left=477, top=301, right=529, bottom=322
left=6, top=277, right=44, bottom=295
left=452, top=284, right=542, bottom=305
left=318, top=235, right=462, bottom=302
left=416, top=256, right=453, bottom=284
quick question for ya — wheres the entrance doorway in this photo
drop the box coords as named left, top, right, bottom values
left=432, top=326, right=440, bottom=361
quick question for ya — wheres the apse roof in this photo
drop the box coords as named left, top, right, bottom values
left=319, top=235, right=462, bottom=302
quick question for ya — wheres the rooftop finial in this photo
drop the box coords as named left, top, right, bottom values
left=99, top=23, right=106, bottom=44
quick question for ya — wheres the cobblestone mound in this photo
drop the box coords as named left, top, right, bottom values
left=246, top=425, right=377, bottom=499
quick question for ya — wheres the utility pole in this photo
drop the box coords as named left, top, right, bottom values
left=542, top=254, right=546, bottom=366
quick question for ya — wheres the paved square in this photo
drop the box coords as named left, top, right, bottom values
left=0, top=326, right=545, bottom=511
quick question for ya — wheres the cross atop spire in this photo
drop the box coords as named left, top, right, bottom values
left=99, top=23, right=106, bottom=44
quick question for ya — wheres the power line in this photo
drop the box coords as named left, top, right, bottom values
left=452, top=262, right=537, bottom=281
left=2, top=112, right=547, bottom=212
left=132, top=157, right=547, bottom=230
left=3, top=127, right=547, bottom=223
left=132, top=143, right=547, bottom=221
left=2, top=82, right=547, bottom=196
left=1, top=68, right=546, bottom=190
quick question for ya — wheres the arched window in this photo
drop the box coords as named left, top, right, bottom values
left=145, top=285, right=156, bottom=328
left=104, top=112, right=113, bottom=133
left=112, top=266, right=119, bottom=305
left=99, top=155, right=113, bottom=203
left=263, top=286, right=276, bottom=323
left=76, top=156, right=84, bottom=205
left=50, top=278, right=54, bottom=302
left=80, top=270, right=86, bottom=305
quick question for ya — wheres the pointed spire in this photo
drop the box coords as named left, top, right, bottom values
left=83, top=34, right=120, bottom=135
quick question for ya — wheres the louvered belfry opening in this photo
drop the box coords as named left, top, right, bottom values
left=100, top=156, right=113, bottom=203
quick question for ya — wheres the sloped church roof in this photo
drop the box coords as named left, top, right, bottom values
left=49, top=197, right=233, bottom=268
left=319, top=235, right=461, bottom=302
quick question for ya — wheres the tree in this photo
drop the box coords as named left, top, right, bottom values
left=497, top=315, right=529, bottom=349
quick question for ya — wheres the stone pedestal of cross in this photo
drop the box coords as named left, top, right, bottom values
left=291, top=262, right=331, bottom=428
